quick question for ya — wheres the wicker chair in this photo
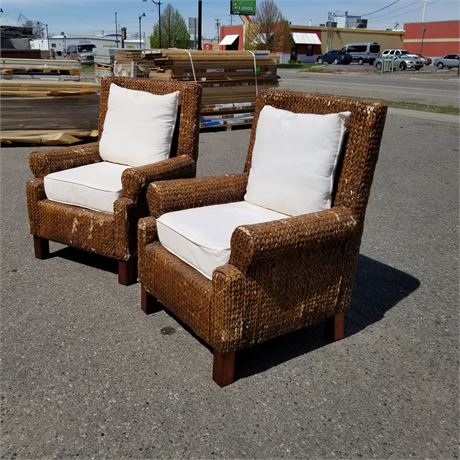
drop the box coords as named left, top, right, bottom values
left=138, top=90, right=387, bottom=386
left=26, top=77, right=202, bottom=285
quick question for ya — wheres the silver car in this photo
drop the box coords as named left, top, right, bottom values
left=433, top=54, right=459, bottom=69
left=375, top=54, right=423, bottom=71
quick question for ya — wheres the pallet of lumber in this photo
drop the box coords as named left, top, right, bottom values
left=0, top=57, right=81, bottom=81
left=1, top=79, right=100, bottom=145
left=1, top=129, right=98, bottom=146
left=0, top=79, right=100, bottom=97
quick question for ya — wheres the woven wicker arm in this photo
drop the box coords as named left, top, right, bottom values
left=29, top=142, right=101, bottom=179
left=138, top=217, right=158, bottom=248
left=26, top=179, right=46, bottom=235
left=146, top=174, right=248, bottom=218
left=229, top=206, right=357, bottom=274
left=208, top=206, right=358, bottom=353
left=121, top=155, right=196, bottom=202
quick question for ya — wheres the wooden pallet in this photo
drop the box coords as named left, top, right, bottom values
left=200, top=121, right=253, bottom=132
left=0, top=58, right=81, bottom=81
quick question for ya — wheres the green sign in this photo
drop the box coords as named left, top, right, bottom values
left=231, top=0, right=256, bottom=16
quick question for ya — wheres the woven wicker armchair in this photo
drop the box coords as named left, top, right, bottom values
left=138, top=90, right=387, bottom=386
left=27, top=77, right=201, bottom=285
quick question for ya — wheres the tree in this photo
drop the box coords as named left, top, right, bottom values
left=245, top=0, right=291, bottom=52
left=150, top=3, right=190, bottom=49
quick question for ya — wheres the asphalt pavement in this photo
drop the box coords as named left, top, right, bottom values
left=1, top=108, right=458, bottom=459
left=278, top=67, right=460, bottom=108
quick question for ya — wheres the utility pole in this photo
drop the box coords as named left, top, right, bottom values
left=420, top=26, right=426, bottom=54
left=421, top=0, right=427, bottom=22
left=197, top=0, right=202, bottom=50
left=215, top=18, right=220, bottom=40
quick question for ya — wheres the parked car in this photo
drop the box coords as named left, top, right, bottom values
left=433, top=54, right=459, bottom=69
left=340, top=42, right=380, bottom=64
left=381, top=49, right=411, bottom=58
left=316, top=50, right=352, bottom=65
left=416, top=54, right=432, bottom=66
left=375, top=54, right=424, bottom=71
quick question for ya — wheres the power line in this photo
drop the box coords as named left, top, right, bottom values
left=370, top=0, right=421, bottom=20
left=371, top=0, right=437, bottom=22
left=360, top=0, right=402, bottom=17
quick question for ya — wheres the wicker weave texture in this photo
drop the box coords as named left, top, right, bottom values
left=138, top=89, right=387, bottom=353
left=27, top=77, right=202, bottom=266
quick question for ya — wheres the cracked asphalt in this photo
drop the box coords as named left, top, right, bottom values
left=0, top=108, right=458, bottom=459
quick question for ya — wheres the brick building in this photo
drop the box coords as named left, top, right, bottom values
left=403, top=20, right=460, bottom=56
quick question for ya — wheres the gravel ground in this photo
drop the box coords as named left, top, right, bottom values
left=0, top=109, right=458, bottom=459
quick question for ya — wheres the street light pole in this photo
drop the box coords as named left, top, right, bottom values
left=45, top=23, right=49, bottom=54
left=38, top=21, right=50, bottom=56
left=115, top=12, right=119, bottom=48
left=143, top=0, right=161, bottom=48
left=139, top=13, right=146, bottom=49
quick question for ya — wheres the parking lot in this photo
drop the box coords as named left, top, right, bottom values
left=278, top=66, right=460, bottom=108
left=1, top=102, right=458, bottom=457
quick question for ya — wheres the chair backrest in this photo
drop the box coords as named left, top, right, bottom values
left=99, top=77, right=202, bottom=163
left=245, top=90, right=387, bottom=224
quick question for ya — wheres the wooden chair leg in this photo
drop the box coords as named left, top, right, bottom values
left=33, top=236, right=49, bottom=259
left=118, top=259, right=137, bottom=285
left=212, top=351, right=236, bottom=387
left=325, top=312, right=345, bottom=342
left=140, top=286, right=161, bottom=315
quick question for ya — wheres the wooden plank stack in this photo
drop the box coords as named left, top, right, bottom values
left=113, top=50, right=278, bottom=130
left=1, top=79, right=100, bottom=145
left=0, top=58, right=81, bottom=81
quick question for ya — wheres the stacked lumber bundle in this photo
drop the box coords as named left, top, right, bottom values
left=0, top=58, right=80, bottom=81
left=146, top=50, right=278, bottom=129
left=113, top=49, right=162, bottom=78
left=1, top=79, right=100, bottom=145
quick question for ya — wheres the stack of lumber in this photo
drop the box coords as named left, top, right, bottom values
left=94, top=48, right=116, bottom=81
left=0, top=58, right=80, bottom=81
left=1, top=79, right=100, bottom=145
left=113, top=49, right=162, bottom=78
left=146, top=50, right=278, bottom=130
left=109, top=50, right=278, bottom=130
left=94, top=48, right=116, bottom=66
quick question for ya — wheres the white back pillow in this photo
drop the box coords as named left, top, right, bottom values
left=99, top=83, right=179, bottom=167
left=244, top=105, right=351, bottom=216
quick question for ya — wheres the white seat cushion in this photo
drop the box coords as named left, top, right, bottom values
left=99, top=83, right=179, bottom=167
left=157, top=201, right=288, bottom=279
left=244, top=105, right=351, bottom=216
left=44, top=161, right=131, bottom=213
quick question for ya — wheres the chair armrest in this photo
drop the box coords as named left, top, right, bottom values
left=229, top=206, right=357, bottom=273
left=146, top=174, right=248, bottom=218
left=138, top=217, right=158, bottom=249
left=121, top=155, right=196, bottom=202
left=29, top=142, right=101, bottom=179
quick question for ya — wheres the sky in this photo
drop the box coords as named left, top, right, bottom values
left=0, top=0, right=459, bottom=39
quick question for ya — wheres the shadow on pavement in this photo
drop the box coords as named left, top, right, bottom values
left=51, top=246, right=118, bottom=274
left=237, top=254, right=420, bottom=380
left=48, top=247, right=420, bottom=382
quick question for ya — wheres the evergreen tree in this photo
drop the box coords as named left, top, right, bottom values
left=150, top=3, right=190, bottom=49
